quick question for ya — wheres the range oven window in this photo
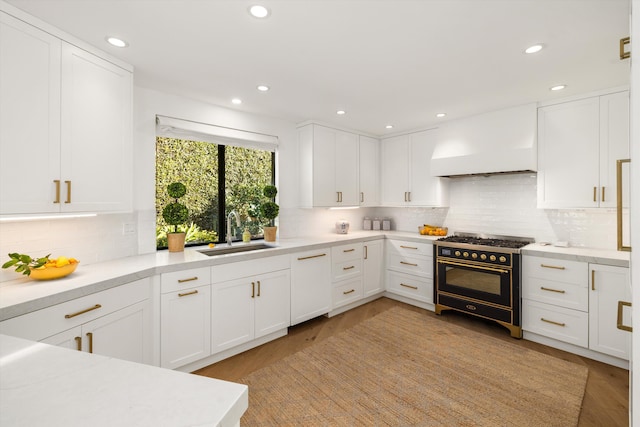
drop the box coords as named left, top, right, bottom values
left=445, top=266, right=501, bottom=295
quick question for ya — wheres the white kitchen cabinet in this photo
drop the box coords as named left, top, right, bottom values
left=290, top=248, right=331, bottom=325
left=298, top=123, right=359, bottom=207
left=537, top=90, right=629, bottom=209
left=380, top=130, right=449, bottom=207
left=212, top=269, right=290, bottom=354
left=385, top=239, right=434, bottom=305
left=589, top=264, right=631, bottom=360
left=363, top=240, right=384, bottom=297
left=0, top=11, right=133, bottom=215
left=359, top=135, right=380, bottom=206
left=0, top=278, right=153, bottom=364
left=331, top=243, right=363, bottom=309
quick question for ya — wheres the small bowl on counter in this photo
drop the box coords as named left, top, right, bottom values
left=419, top=225, right=448, bottom=236
left=29, top=261, right=79, bottom=280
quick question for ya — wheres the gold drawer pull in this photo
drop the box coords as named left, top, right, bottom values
left=178, top=290, right=198, bottom=297
left=617, top=301, right=632, bottom=332
left=177, top=276, right=198, bottom=283
left=343, top=249, right=355, bottom=253
left=65, top=304, right=102, bottom=319
left=540, top=264, right=565, bottom=270
left=400, top=283, right=418, bottom=290
left=53, top=180, right=61, bottom=203
left=74, top=336, right=82, bottom=351
left=86, top=332, right=93, bottom=353
left=541, top=318, right=565, bottom=327
left=343, top=265, right=355, bottom=270
left=540, top=286, right=565, bottom=294
left=620, top=36, right=630, bottom=60
left=400, top=245, right=418, bottom=250
left=343, top=289, right=355, bottom=295
left=298, top=253, right=327, bottom=261
left=400, top=261, right=418, bottom=267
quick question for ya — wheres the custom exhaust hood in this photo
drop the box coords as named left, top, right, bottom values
left=430, top=103, right=538, bottom=177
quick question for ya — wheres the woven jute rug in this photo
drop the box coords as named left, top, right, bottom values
left=239, top=306, right=588, bottom=426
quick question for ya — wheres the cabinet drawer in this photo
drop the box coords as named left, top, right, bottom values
left=522, top=276, right=588, bottom=311
left=386, top=271, right=432, bottom=303
left=331, top=243, right=363, bottom=263
left=387, top=240, right=432, bottom=257
left=212, top=255, right=290, bottom=283
left=522, top=299, right=588, bottom=347
left=523, top=256, right=587, bottom=284
left=333, top=278, right=364, bottom=309
left=161, top=267, right=211, bottom=293
left=387, top=253, right=431, bottom=277
left=332, top=259, right=362, bottom=282
left=0, top=278, right=150, bottom=342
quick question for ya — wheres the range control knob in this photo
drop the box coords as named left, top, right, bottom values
left=480, top=254, right=487, bottom=261
left=489, top=255, right=497, bottom=262
left=463, top=252, right=469, bottom=258
left=499, top=256, right=507, bottom=263
left=471, top=253, right=478, bottom=259
left=455, top=251, right=461, bottom=257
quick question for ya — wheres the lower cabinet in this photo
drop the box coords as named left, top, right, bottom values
left=331, top=242, right=363, bottom=309
left=0, top=278, right=153, bottom=364
left=385, top=239, right=434, bottom=305
left=363, top=240, right=384, bottom=297
left=290, top=248, right=331, bottom=325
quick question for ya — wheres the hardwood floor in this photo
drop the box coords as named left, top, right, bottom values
left=194, top=297, right=629, bottom=426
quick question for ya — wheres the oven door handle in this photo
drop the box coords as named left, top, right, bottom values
left=437, top=259, right=510, bottom=274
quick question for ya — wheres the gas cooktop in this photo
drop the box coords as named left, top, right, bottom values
left=436, top=233, right=535, bottom=250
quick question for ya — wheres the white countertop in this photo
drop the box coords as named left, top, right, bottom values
left=522, top=243, right=630, bottom=268
left=0, top=333, right=248, bottom=426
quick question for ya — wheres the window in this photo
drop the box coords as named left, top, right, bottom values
left=155, top=136, right=275, bottom=249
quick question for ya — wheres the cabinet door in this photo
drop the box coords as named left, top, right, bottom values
left=0, top=12, right=61, bottom=214
left=409, top=130, right=449, bottom=207
left=599, top=91, right=630, bottom=208
left=311, top=125, right=338, bottom=207
left=363, top=240, right=384, bottom=297
left=211, top=278, right=254, bottom=353
left=254, top=270, right=291, bottom=339
left=290, top=250, right=331, bottom=325
left=60, top=42, right=132, bottom=212
left=161, top=285, right=211, bottom=369
left=589, top=264, right=630, bottom=360
left=83, top=299, right=152, bottom=364
left=537, top=97, right=600, bottom=208
left=380, top=135, right=409, bottom=205
left=359, top=136, right=379, bottom=206
left=334, top=130, right=359, bottom=206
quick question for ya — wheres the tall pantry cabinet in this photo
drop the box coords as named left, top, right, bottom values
left=0, top=9, right=133, bottom=215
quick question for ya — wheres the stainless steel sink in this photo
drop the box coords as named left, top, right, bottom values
left=198, top=243, right=275, bottom=256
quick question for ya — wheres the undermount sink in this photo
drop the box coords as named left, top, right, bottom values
left=198, top=243, right=275, bottom=257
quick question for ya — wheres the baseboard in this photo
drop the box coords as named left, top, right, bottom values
left=327, top=293, right=385, bottom=317
left=383, top=292, right=435, bottom=312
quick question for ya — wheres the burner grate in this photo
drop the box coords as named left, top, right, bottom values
left=437, top=235, right=533, bottom=249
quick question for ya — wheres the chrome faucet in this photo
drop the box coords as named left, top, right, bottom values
left=226, top=211, right=241, bottom=246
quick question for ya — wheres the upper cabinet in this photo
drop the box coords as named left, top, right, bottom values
left=298, top=123, right=360, bottom=208
left=358, top=135, right=379, bottom=207
left=380, top=129, right=449, bottom=207
left=537, top=90, right=629, bottom=209
left=0, top=11, right=133, bottom=215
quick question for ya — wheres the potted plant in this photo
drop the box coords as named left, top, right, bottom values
left=259, top=185, right=279, bottom=242
left=162, top=182, right=189, bottom=252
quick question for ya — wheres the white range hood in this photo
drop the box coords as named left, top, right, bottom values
left=430, top=103, right=537, bottom=177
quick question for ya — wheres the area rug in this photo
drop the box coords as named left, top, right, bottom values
left=239, top=307, right=588, bottom=426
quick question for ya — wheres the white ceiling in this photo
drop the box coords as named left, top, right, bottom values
left=5, top=0, right=631, bottom=136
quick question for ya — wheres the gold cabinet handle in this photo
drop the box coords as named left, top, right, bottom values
left=360, top=192, right=364, bottom=203
left=257, top=280, right=261, bottom=297
left=364, top=246, right=368, bottom=260
left=343, top=248, right=355, bottom=253
left=617, top=159, right=631, bottom=251
left=65, top=180, right=71, bottom=204
left=297, top=253, right=327, bottom=261
left=178, top=276, right=198, bottom=283
left=602, top=186, right=605, bottom=203
left=540, top=264, right=565, bottom=270
left=620, top=36, right=630, bottom=60
left=75, top=336, right=82, bottom=351
left=400, top=245, right=418, bottom=250
left=541, top=318, right=565, bottom=327
left=343, top=289, right=355, bottom=295
left=540, top=286, right=565, bottom=294
left=400, top=261, right=418, bottom=267
left=65, top=304, right=102, bottom=319
left=251, top=281, right=255, bottom=298
left=178, top=290, right=198, bottom=297
left=593, top=186, right=597, bottom=202
left=591, top=270, right=595, bottom=291
left=400, top=283, right=418, bottom=290
left=617, top=301, right=632, bottom=332
left=53, top=180, right=61, bottom=204
left=343, top=265, right=355, bottom=270
left=86, top=332, right=93, bottom=353
left=407, top=192, right=411, bottom=202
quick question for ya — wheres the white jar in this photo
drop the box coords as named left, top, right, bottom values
left=363, top=217, right=372, bottom=230
left=372, top=218, right=381, bottom=230
left=382, top=218, right=391, bottom=230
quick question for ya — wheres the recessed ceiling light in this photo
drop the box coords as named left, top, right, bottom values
left=105, top=36, right=128, bottom=48
left=249, top=5, right=270, bottom=18
left=550, top=85, right=567, bottom=91
left=336, top=110, right=346, bottom=115
left=257, top=85, right=270, bottom=92
left=385, top=125, right=394, bottom=129
left=436, top=113, right=446, bottom=118
left=232, top=98, right=242, bottom=105
left=524, top=44, right=543, bottom=54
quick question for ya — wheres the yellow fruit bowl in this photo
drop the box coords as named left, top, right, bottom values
left=29, top=261, right=79, bottom=280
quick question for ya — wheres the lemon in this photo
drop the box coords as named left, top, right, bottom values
left=56, top=256, right=70, bottom=268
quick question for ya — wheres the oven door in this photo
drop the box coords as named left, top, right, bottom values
left=436, top=258, right=512, bottom=307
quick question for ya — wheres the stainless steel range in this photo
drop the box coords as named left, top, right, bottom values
left=434, top=232, right=534, bottom=338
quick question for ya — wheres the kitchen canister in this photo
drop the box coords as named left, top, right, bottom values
left=335, top=220, right=350, bottom=234
left=382, top=218, right=391, bottom=230
left=372, top=218, right=381, bottom=230
left=363, top=217, right=372, bottom=230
